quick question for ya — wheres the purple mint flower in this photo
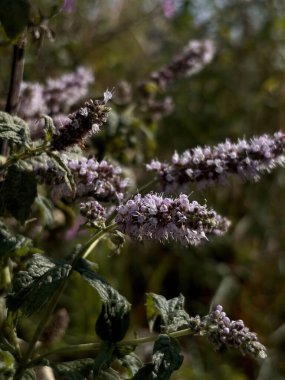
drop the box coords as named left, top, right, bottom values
left=115, top=193, right=230, bottom=246
left=161, top=0, right=176, bottom=19
left=62, top=0, right=76, bottom=13
left=31, top=154, right=128, bottom=202
left=19, top=67, right=94, bottom=124
left=80, top=200, right=106, bottom=222
left=147, top=132, right=285, bottom=191
left=19, top=82, right=47, bottom=120
left=148, top=40, right=215, bottom=90
left=44, top=67, right=94, bottom=115
left=205, top=305, right=267, bottom=359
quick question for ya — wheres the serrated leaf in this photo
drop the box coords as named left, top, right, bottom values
left=48, top=151, right=76, bottom=195
left=51, top=359, right=94, bottom=380
left=0, top=164, right=37, bottom=223
left=0, top=0, right=30, bottom=39
left=0, top=112, right=31, bottom=148
left=34, top=195, right=54, bottom=226
left=152, top=335, right=183, bottom=380
left=146, top=293, right=190, bottom=333
left=7, top=254, right=71, bottom=316
left=119, top=353, right=143, bottom=377
left=0, top=221, right=33, bottom=258
left=42, top=115, right=56, bottom=142
left=75, top=259, right=131, bottom=342
left=22, top=369, right=36, bottom=380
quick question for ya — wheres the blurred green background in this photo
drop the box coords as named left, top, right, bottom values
left=2, top=0, right=285, bottom=379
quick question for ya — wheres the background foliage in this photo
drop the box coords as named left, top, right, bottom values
left=1, top=0, right=285, bottom=379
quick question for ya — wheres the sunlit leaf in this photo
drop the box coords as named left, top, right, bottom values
left=146, top=293, right=190, bottom=333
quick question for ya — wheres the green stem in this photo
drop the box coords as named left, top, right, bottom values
left=0, top=145, right=49, bottom=172
left=29, top=327, right=194, bottom=366
left=79, top=223, right=117, bottom=261
left=13, top=223, right=117, bottom=380
left=2, top=261, right=11, bottom=291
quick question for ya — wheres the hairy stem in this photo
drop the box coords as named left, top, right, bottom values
left=1, top=37, right=26, bottom=156
left=29, top=327, right=194, bottom=366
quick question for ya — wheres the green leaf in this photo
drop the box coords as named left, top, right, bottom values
left=51, top=359, right=94, bottom=380
left=131, top=364, right=154, bottom=380
left=0, top=112, right=31, bottom=148
left=0, top=349, right=15, bottom=376
left=0, top=0, right=31, bottom=39
left=42, top=115, right=56, bottom=143
left=7, top=254, right=71, bottom=316
left=146, top=293, right=190, bottom=333
left=152, top=335, right=183, bottom=380
left=75, top=259, right=131, bottom=342
left=22, top=369, right=36, bottom=380
left=34, top=195, right=54, bottom=227
left=97, top=368, right=121, bottom=380
left=118, top=353, right=143, bottom=377
left=93, top=342, right=115, bottom=378
left=0, top=164, right=37, bottom=223
left=48, top=151, right=76, bottom=195
left=0, top=221, right=33, bottom=258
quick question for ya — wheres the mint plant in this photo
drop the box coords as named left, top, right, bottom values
left=0, top=1, right=280, bottom=379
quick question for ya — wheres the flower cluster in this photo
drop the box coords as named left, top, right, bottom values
left=19, top=67, right=94, bottom=120
left=149, top=40, right=215, bottom=90
left=80, top=200, right=106, bottom=222
left=205, top=305, right=267, bottom=359
left=116, top=193, right=230, bottom=246
left=51, top=97, right=111, bottom=151
left=32, top=154, right=128, bottom=202
left=147, top=132, right=285, bottom=190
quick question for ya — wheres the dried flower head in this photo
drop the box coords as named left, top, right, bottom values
left=51, top=98, right=111, bottom=151
left=116, top=193, right=230, bottom=246
left=147, top=132, right=285, bottom=191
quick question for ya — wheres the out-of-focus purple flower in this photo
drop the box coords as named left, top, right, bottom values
left=64, top=215, right=86, bottom=240
left=161, top=0, right=176, bottom=18
left=19, top=67, right=94, bottom=123
left=62, top=0, right=76, bottom=13
left=147, top=132, right=285, bottom=191
left=116, top=193, right=230, bottom=246
left=148, top=40, right=215, bottom=90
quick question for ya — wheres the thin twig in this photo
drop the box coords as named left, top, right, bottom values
left=1, top=36, right=26, bottom=156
